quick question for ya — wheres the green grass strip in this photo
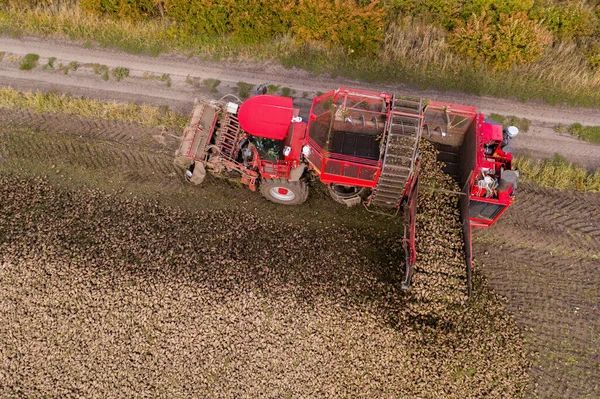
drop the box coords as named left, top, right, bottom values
left=0, top=87, right=187, bottom=128
left=515, top=154, right=600, bottom=192
left=569, top=123, right=600, bottom=144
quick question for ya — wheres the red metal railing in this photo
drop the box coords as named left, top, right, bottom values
left=305, top=136, right=380, bottom=187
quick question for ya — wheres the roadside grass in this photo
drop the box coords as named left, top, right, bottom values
left=237, top=81, right=253, bottom=99
left=203, top=78, right=221, bottom=93
left=568, top=123, right=600, bottom=144
left=1, top=7, right=600, bottom=108
left=488, top=113, right=531, bottom=132
left=515, top=154, right=600, bottom=192
left=111, top=66, right=129, bottom=81
left=19, top=53, right=39, bottom=70
left=43, top=56, right=57, bottom=70
left=58, top=61, right=78, bottom=74
left=0, top=87, right=187, bottom=128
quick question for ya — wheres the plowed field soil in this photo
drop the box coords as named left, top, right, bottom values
left=0, top=111, right=535, bottom=398
left=474, top=184, right=600, bottom=399
left=0, top=107, right=598, bottom=398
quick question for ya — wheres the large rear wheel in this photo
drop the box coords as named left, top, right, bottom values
left=260, top=178, right=308, bottom=205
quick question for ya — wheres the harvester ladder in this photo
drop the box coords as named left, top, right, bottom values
left=368, top=95, right=423, bottom=208
left=214, top=113, right=242, bottom=160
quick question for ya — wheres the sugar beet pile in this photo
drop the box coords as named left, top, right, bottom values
left=0, top=142, right=528, bottom=398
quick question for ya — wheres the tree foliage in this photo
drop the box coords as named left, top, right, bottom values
left=449, top=11, right=552, bottom=69
left=530, top=1, right=597, bottom=40
left=77, top=0, right=384, bottom=56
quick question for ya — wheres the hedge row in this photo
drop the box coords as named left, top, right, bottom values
left=79, top=0, right=385, bottom=56
left=393, top=0, right=600, bottom=70
left=11, top=0, right=600, bottom=70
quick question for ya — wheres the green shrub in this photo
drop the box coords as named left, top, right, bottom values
left=161, top=0, right=384, bottom=55
left=112, top=66, right=129, bottom=81
left=390, top=0, right=463, bottom=29
left=19, top=53, right=39, bottom=70
left=203, top=78, right=221, bottom=93
left=281, top=87, right=293, bottom=98
left=226, top=0, right=290, bottom=44
left=530, top=1, right=596, bottom=40
left=163, top=0, right=230, bottom=36
left=237, top=81, right=253, bottom=99
left=160, top=73, right=171, bottom=87
left=290, top=0, right=385, bottom=56
left=90, top=63, right=108, bottom=75
left=390, top=0, right=533, bottom=30
left=186, top=75, right=203, bottom=88
left=568, top=122, right=600, bottom=144
left=43, top=56, right=56, bottom=70
left=460, top=0, right=534, bottom=21
left=60, top=61, right=78, bottom=74
left=450, top=11, right=552, bottom=70
left=80, top=0, right=159, bottom=21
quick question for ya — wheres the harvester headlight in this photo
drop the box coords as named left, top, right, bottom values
left=283, top=146, right=292, bottom=156
left=302, top=145, right=312, bottom=157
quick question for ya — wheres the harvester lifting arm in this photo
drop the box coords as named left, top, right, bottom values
left=401, top=159, right=420, bottom=290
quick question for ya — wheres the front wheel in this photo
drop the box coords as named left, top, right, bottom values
left=260, top=178, right=308, bottom=205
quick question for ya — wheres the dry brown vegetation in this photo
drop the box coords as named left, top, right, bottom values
left=0, top=140, right=529, bottom=397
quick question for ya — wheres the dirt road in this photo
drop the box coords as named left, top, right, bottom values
left=1, top=35, right=600, bottom=169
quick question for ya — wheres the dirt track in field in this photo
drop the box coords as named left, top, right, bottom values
left=1, top=35, right=600, bottom=169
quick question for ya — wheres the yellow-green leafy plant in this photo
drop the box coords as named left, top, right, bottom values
left=449, top=11, right=552, bottom=70
left=530, top=1, right=597, bottom=40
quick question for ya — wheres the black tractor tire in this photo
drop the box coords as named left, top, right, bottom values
left=327, top=184, right=366, bottom=205
left=260, top=178, right=309, bottom=205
